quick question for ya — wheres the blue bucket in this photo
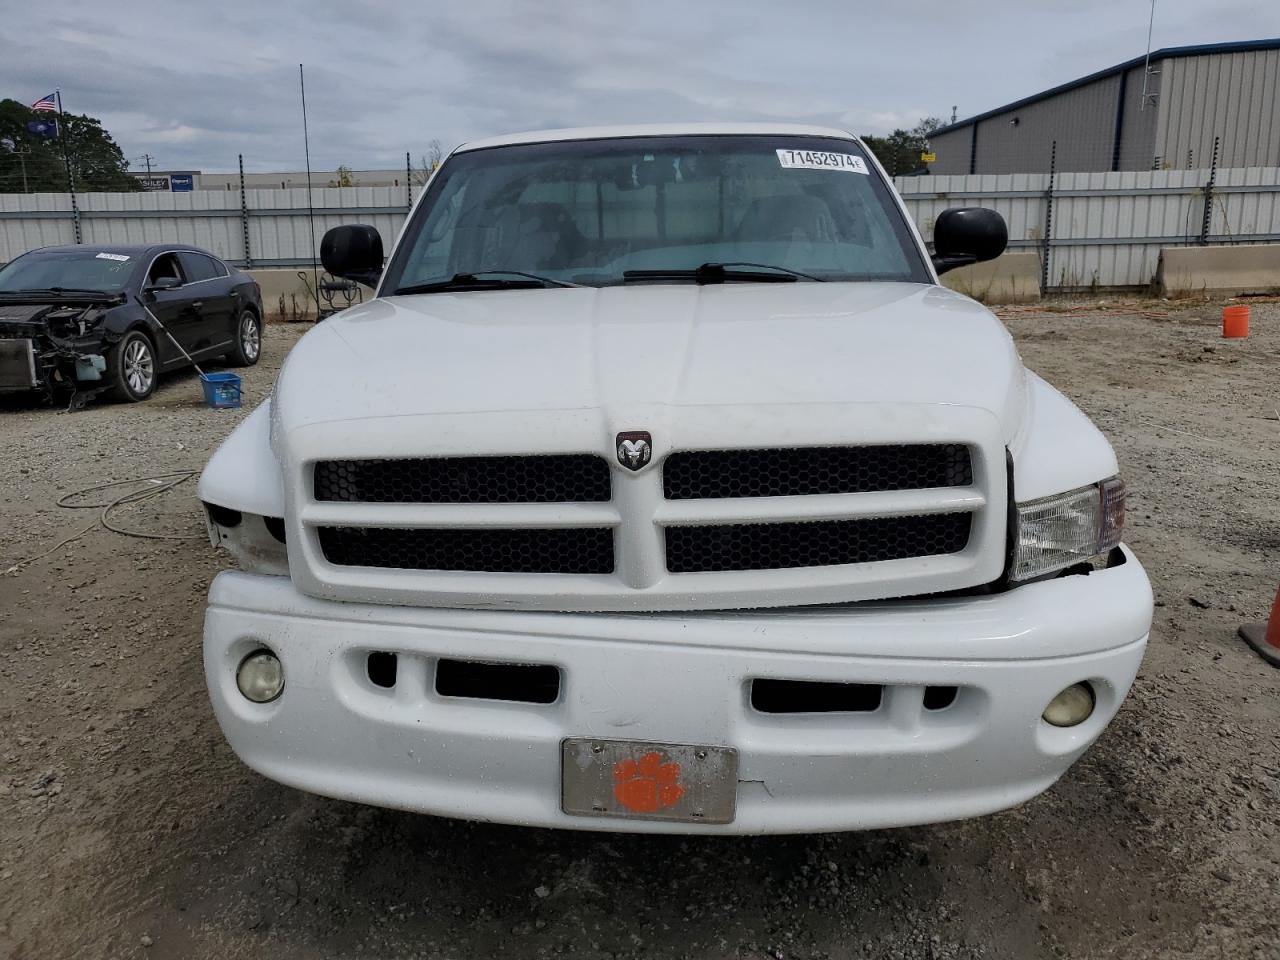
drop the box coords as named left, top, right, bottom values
left=200, top=372, right=242, bottom=409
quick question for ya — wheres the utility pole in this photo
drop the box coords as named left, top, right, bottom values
left=14, top=143, right=30, bottom=193
left=299, top=64, right=319, bottom=316
left=55, top=90, right=82, bottom=244
left=951, top=105, right=958, bottom=124
left=138, top=153, right=156, bottom=175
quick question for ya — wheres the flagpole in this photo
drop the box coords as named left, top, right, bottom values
left=299, top=64, right=319, bottom=318
left=55, top=89, right=82, bottom=244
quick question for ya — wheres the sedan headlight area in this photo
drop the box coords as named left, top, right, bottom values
left=1011, top=478, right=1125, bottom=583
left=203, top=502, right=288, bottom=576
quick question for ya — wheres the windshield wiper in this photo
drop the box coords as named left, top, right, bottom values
left=0, top=286, right=116, bottom=298
left=622, top=262, right=825, bottom=284
left=394, top=271, right=580, bottom=295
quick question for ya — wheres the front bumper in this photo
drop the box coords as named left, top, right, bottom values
left=204, top=547, right=1152, bottom=834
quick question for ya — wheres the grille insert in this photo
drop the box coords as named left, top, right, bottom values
left=665, top=513, right=971, bottom=573
left=314, top=455, right=611, bottom=504
left=318, top=526, right=614, bottom=574
left=663, top=445, right=972, bottom=500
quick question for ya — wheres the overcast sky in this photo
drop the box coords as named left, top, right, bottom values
left=1, top=1, right=1275, bottom=173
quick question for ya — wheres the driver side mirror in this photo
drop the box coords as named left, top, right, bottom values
left=145, top=276, right=183, bottom=294
left=931, top=207, right=1008, bottom=275
left=321, top=224, right=384, bottom=288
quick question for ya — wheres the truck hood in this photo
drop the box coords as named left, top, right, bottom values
left=273, top=282, right=1027, bottom=445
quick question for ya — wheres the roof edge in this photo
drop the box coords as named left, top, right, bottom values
left=930, top=37, right=1280, bottom=137
left=456, top=123, right=859, bottom=152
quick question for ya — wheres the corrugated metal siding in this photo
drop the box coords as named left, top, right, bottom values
left=1156, top=49, right=1280, bottom=169
left=895, top=166, right=1280, bottom=289
left=895, top=173, right=1050, bottom=246
left=1118, top=64, right=1160, bottom=171
left=0, top=186, right=411, bottom=266
left=4, top=171, right=1280, bottom=290
left=1211, top=166, right=1280, bottom=239
left=927, top=48, right=1279, bottom=175
left=927, top=126, right=974, bottom=176
left=970, top=74, right=1124, bottom=174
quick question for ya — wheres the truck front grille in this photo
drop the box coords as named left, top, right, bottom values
left=663, top=444, right=972, bottom=500
left=314, top=455, right=611, bottom=504
left=665, top=513, right=971, bottom=573
left=317, top=526, right=615, bottom=574
left=293, top=426, right=1003, bottom=611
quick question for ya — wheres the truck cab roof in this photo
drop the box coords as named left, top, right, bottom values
left=457, top=122, right=860, bottom=153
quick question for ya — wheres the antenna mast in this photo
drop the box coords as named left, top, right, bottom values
left=1140, top=0, right=1158, bottom=110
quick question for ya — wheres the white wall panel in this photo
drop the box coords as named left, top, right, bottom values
left=3, top=173, right=1279, bottom=291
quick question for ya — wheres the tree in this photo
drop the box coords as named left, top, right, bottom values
left=411, top=138, right=444, bottom=186
left=862, top=117, right=944, bottom=178
left=0, top=99, right=140, bottom=193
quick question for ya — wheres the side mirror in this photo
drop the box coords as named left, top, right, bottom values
left=321, top=224, right=384, bottom=288
left=931, top=207, right=1007, bottom=275
left=145, top=276, right=183, bottom=293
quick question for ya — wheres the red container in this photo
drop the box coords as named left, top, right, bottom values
left=1223, top=305, right=1249, bottom=338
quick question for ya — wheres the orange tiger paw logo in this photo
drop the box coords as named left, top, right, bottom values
left=613, top=751, right=684, bottom=813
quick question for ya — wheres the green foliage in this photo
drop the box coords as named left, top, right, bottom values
left=0, top=98, right=141, bottom=193
left=862, top=117, right=945, bottom=177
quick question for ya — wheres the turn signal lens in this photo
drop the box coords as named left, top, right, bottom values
left=236, top=649, right=284, bottom=703
left=1042, top=682, right=1095, bottom=727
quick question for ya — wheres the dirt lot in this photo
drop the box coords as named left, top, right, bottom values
left=2, top=301, right=1278, bottom=960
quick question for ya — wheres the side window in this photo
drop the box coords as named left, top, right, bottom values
left=178, top=252, right=217, bottom=282
left=204, top=255, right=229, bottom=278
left=148, top=253, right=184, bottom=284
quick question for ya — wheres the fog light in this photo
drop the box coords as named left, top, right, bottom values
left=236, top=649, right=284, bottom=703
left=1042, top=682, right=1094, bottom=727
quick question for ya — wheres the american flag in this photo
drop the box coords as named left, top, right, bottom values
left=31, top=93, right=57, bottom=112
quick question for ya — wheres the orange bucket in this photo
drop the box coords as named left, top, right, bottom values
left=1223, top=305, right=1249, bottom=338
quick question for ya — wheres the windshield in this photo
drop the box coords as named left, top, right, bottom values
left=383, top=135, right=930, bottom=292
left=0, top=249, right=136, bottom=293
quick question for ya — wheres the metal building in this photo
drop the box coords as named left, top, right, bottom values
left=928, top=39, right=1280, bottom=175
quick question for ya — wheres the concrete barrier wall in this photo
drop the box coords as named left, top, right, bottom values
left=1155, top=244, right=1280, bottom=297
left=246, top=268, right=375, bottom=320
left=939, top=252, right=1041, bottom=304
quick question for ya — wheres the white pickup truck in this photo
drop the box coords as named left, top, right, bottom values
left=199, top=124, right=1152, bottom=834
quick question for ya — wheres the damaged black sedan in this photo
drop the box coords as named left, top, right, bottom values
left=0, top=244, right=263, bottom=403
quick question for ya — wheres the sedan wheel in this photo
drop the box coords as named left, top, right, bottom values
left=109, top=331, right=158, bottom=402
left=228, top=310, right=262, bottom=366
left=124, top=339, right=154, bottom=393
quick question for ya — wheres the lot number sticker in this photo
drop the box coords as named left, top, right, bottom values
left=95, top=252, right=130, bottom=261
left=776, top=149, right=868, bottom=174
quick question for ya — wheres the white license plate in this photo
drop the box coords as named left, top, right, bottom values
left=561, top=739, right=738, bottom=824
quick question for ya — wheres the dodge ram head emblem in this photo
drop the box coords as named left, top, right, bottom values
left=615, top=431, right=653, bottom=471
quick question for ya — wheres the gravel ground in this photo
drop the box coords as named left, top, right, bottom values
left=1, top=302, right=1278, bottom=960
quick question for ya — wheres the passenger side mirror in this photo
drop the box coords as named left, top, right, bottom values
left=321, top=224, right=384, bottom=288
left=145, top=276, right=183, bottom=293
left=931, top=207, right=1008, bottom=275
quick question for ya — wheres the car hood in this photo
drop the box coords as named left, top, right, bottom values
left=272, top=282, right=1028, bottom=448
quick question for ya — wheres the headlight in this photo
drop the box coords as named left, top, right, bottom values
left=1010, top=477, right=1125, bottom=583
left=203, top=503, right=288, bottom=575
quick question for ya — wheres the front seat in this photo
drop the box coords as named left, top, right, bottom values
left=733, top=195, right=838, bottom=243
left=491, top=202, right=585, bottom=271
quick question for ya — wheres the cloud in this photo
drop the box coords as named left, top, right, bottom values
left=1, top=0, right=1275, bottom=173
